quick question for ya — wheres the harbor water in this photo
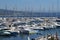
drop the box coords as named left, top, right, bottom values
left=0, top=27, right=60, bottom=40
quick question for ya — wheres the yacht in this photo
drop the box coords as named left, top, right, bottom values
left=19, top=25, right=39, bottom=34
left=0, top=29, right=11, bottom=36
left=0, top=27, right=18, bottom=36
left=23, top=26, right=39, bottom=34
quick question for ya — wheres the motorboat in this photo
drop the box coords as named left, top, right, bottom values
left=0, top=29, right=11, bottom=36
left=24, top=27, right=39, bottom=34
left=0, top=26, right=18, bottom=36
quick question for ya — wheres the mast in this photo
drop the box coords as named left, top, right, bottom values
left=15, top=6, right=17, bottom=18
left=43, top=5, right=45, bottom=17
left=31, top=6, right=32, bottom=18
left=24, top=5, right=26, bottom=18
left=5, top=5, right=7, bottom=18
left=56, top=0, right=59, bottom=18
left=40, top=4, right=41, bottom=17
left=13, top=6, right=17, bottom=18
left=51, top=2, right=54, bottom=17
left=13, top=7, right=15, bottom=17
left=48, top=5, right=50, bottom=17
left=43, top=6, right=45, bottom=13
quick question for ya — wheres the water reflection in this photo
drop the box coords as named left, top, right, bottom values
left=0, top=28, right=60, bottom=40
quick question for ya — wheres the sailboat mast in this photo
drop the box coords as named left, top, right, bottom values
left=13, top=7, right=16, bottom=18
left=56, top=0, right=59, bottom=17
left=5, top=5, right=7, bottom=17
left=15, top=7, right=17, bottom=18
left=52, top=2, right=54, bottom=17
left=43, top=5, right=45, bottom=17
left=48, top=5, right=50, bottom=17
left=24, top=6, right=26, bottom=18
left=40, top=4, right=41, bottom=17
left=31, top=6, right=33, bottom=18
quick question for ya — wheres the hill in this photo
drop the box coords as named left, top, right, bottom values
left=0, top=9, right=60, bottom=17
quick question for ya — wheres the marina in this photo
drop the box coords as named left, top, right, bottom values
left=0, top=17, right=59, bottom=40
left=0, top=25, right=60, bottom=40
left=0, top=0, right=60, bottom=40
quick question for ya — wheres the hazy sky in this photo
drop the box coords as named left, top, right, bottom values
left=0, top=0, right=60, bottom=12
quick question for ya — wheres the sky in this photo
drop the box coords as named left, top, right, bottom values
left=0, top=0, right=60, bottom=12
